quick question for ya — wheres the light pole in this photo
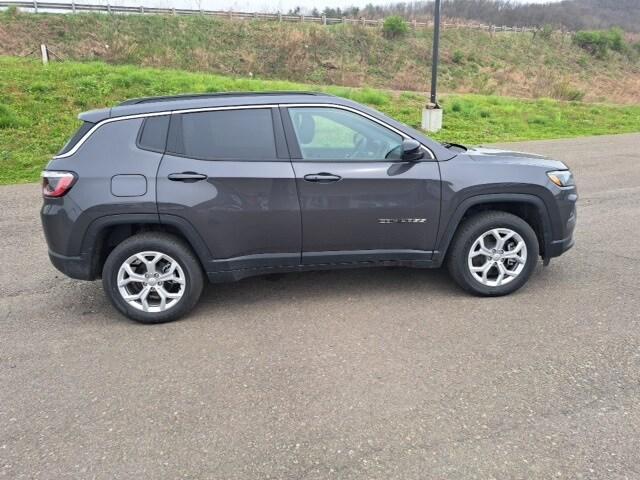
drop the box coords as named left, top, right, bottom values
left=421, top=0, right=443, bottom=132
left=430, top=0, right=441, bottom=106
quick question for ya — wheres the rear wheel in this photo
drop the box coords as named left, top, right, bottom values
left=102, top=233, right=204, bottom=323
left=447, top=211, right=539, bottom=296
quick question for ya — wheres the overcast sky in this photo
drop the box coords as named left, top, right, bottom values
left=96, top=0, right=562, bottom=14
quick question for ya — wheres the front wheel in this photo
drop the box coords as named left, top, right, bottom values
left=447, top=211, right=539, bottom=296
left=102, top=233, right=204, bottom=323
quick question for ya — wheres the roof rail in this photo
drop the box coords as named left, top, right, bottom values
left=119, top=91, right=331, bottom=106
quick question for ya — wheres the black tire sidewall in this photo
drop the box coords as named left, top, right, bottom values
left=451, top=213, right=539, bottom=296
left=102, top=234, right=204, bottom=323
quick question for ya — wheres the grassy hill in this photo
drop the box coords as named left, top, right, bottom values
left=2, top=57, right=640, bottom=185
left=1, top=9, right=640, bottom=104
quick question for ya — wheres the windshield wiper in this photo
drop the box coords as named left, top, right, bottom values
left=442, top=142, right=467, bottom=151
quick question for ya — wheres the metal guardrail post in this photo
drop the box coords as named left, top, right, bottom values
left=33, top=0, right=37, bottom=13
left=71, top=0, right=75, bottom=13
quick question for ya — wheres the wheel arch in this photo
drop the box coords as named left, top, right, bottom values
left=433, top=193, right=553, bottom=266
left=80, top=214, right=211, bottom=279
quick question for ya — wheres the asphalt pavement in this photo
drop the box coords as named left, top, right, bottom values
left=1, top=133, right=639, bottom=479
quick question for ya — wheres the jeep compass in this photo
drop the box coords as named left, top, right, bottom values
left=41, top=92, right=577, bottom=323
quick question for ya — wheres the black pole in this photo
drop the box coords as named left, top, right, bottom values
left=430, top=0, right=441, bottom=106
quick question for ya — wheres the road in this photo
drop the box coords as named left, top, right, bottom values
left=1, top=133, right=639, bottom=479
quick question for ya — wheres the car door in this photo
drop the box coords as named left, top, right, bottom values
left=156, top=106, right=301, bottom=272
left=281, top=105, right=441, bottom=265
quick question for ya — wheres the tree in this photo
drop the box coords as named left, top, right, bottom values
left=383, top=15, right=409, bottom=39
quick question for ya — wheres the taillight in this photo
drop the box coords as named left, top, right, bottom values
left=42, top=171, right=77, bottom=198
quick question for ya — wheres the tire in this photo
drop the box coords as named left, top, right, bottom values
left=102, top=232, right=204, bottom=323
left=446, top=211, right=539, bottom=296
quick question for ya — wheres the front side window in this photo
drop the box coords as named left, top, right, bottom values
left=288, top=107, right=403, bottom=161
left=171, top=108, right=277, bottom=160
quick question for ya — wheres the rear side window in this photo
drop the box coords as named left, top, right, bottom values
left=58, top=121, right=94, bottom=155
left=137, top=115, right=170, bottom=152
left=169, top=108, right=277, bottom=160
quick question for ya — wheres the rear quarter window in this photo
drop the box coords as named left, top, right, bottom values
left=58, top=121, right=95, bottom=155
left=137, top=115, right=170, bottom=153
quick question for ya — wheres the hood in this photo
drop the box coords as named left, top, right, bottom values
left=464, top=146, right=568, bottom=170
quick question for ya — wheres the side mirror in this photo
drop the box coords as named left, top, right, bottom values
left=401, top=139, right=424, bottom=162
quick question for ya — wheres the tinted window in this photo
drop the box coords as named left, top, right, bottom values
left=138, top=115, right=169, bottom=152
left=175, top=109, right=276, bottom=160
left=288, top=107, right=403, bottom=161
left=58, top=121, right=94, bottom=155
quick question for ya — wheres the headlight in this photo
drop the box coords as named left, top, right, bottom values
left=547, top=170, right=575, bottom=187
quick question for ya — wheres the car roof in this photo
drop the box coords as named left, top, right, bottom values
left=79, top=91, right=349, bottom=123
left=118, top=91, right=330, bottom=106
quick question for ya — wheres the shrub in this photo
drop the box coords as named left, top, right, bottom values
left=452, top=50, right=464, bottom=64
left=382, top=16, right=409, bottom=39
left=3, top=5, right=18, bottom=16
left=539, top=24, right=554, bottom=40
left=0, top=104, right=22, bottom=129
left=573, top=28, right=626, bottom=58
left=450, top=101, right=462, bottom=113
left=552, top=81, right=585, bottom=102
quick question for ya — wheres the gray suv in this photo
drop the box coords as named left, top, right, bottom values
left=41, top=92, right=577, bottom=323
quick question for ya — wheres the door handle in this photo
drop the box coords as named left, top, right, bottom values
left=303, top=173, right=342, bottom=183
left=168, top=172, right=208, bottom=182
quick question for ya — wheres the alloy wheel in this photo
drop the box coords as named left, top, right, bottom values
left=467, top=228, right=528, bottom=287
left=116, top=251, right=186, bottom=312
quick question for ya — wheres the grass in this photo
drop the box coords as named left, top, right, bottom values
left=2, top=11, right=640, bottom=104
left=2, top=56, right=640, bottom=184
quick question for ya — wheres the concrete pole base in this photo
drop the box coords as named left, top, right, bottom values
left=421, top=107, right=443, bottom=133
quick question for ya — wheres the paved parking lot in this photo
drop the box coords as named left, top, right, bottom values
left=1, top=133, right=639, bottom=479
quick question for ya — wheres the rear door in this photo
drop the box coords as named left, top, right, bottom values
left=156, top=106, right=301, bottom=272
left=282, top=105, right=441, bottom=265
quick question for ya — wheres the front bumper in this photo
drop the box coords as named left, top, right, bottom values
left=548, top=235, right=575, bottom=258
left=546, top=186, right=577, bottom=260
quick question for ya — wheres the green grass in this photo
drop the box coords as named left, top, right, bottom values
left=2, top=56, right=640, bottom=184
left=2, top=11, right=640, bottom=103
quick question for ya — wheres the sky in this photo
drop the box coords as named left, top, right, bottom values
left=96, top=0, right=563, bottom=14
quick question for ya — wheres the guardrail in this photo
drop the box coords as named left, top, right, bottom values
left=0, top=0, right=540, bottom=33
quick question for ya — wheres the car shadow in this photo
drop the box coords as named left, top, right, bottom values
left=197, top=266, right=460, bottom=310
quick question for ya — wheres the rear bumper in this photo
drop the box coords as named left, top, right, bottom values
left=48, top=250, right=95, bottom=280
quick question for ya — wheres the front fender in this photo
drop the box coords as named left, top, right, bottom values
left=432, top=191, right=555, bottom=266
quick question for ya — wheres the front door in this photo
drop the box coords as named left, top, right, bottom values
left=282, top=106, right=441, bottom=265
left=157, top=107, right=301, bottom=272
